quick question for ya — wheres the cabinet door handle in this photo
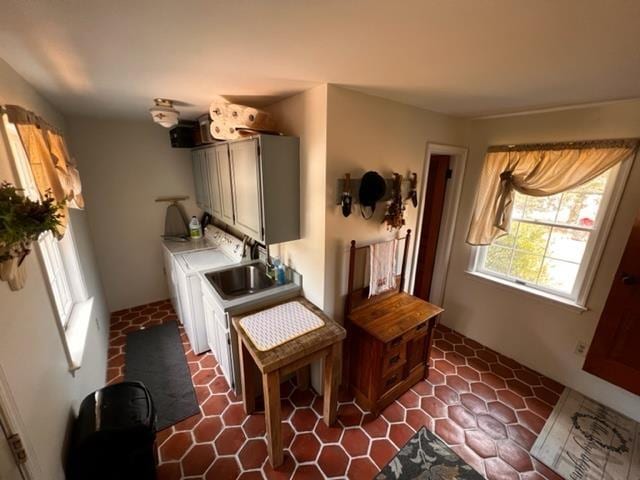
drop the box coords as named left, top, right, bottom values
left=389, top=354, right=401, bottom=365
left=622, top=273, right=637, bottom=285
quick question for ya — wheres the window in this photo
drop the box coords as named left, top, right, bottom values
left=471, top=163, right=628, bottom=307
left=3, top=117, right=88, bottom=331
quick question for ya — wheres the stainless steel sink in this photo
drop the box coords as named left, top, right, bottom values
left=206, top=263, right=282, bottom=300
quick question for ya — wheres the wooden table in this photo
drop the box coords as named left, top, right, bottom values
left=232, top=296, right=346, bottom=468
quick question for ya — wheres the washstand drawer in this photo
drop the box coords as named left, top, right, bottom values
left=405, top=320, right=429, bottom=341
left=385, top=334, right=406, bottom=351
left=380, top=366, right=404, bottom=395
left=382, top=345, right=406, bottom=376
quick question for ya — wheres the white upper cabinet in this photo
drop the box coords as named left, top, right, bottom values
left=205, top=147, right=222, bottom=218
left=192, top=149, right=211, bottom=212
left=215, top=144, right=235, bottom=225
left=193, top=135, right=299, bottom=244
left=230, top=138, right=263, bottom=240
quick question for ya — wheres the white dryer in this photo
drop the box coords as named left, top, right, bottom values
left=173, top=226, right=244, bottom=354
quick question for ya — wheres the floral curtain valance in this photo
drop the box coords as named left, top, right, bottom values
left=466, top=139, right=639, bottom=246
left=3, top=104, right=85, bottom=238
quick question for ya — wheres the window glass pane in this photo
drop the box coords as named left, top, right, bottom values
left=494, top=220, right=519, bottom=247
left=572, top=170, right=610, bottom=194
left=522, top=194, right=561, bottom=222
left=511, top=193, right=526, bottom=219
left=484, top=245, right=512, bottom=275
left=547, top=228, right=589, bottom=263
left=557, top=193, right=602, bottom=227
left=477, top=167, right=615, bottom=300
left=539, top=258, right=580, bottom=293
left=514, top=223, right=550, bottom=255
left=510, top=251, right=543, bottom=282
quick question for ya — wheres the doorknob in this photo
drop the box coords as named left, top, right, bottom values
left=621, top=273, right=637, bottom=285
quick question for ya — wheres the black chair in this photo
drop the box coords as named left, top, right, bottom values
left=67, top=381, right=157, bottom=480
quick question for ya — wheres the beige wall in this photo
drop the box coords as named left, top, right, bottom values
left=324, top=85, right=465, bottom=320
left=266, top=85, right=328, bottom=308
left=0, top=58, right=109, bottom=478
left=443, top=100, right=640, bottom=420
left=66, top=118, right=199, bottom=312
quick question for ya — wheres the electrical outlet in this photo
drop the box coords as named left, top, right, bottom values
left=575, top=340, right=588, bottom=356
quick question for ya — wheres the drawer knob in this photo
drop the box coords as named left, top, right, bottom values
left=391, top=337, right=402, bottom=347
left=389, top=354, right=401, bottom=365
left=385, top=375, right=398, bottom=387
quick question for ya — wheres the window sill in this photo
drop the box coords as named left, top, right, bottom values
left=464, top=271, right=588, bottom=313
left=64, top=297, right=94, bottom=373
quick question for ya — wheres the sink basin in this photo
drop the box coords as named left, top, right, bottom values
left=206, top=263, right=282, bottom=300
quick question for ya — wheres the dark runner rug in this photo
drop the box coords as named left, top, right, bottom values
left=125, top=321, right=199, bottom=430
left=376, top=427, right=484, bottom=480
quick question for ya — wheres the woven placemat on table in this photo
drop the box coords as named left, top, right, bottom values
left=239, top=301, right=325, bottom=351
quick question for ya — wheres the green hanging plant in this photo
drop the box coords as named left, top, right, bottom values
left=0, top=181, right=64, bottom=263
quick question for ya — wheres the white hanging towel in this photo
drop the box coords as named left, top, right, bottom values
left=368, top=239, right=398, bottom=297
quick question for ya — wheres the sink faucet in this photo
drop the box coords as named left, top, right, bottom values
left=241, top=235, right=250, bottom=258
left=265, top=244, right=277, bottom=279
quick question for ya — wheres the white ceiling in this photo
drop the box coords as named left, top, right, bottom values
left=1, top=0, right=639, bottom=119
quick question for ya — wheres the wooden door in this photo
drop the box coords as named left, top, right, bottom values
left=0, top=368, right=27, bottom=480
left=230, top=138, right=263, bottom=241
left=583, top=210, right=640, bottom=395
left=215, top=144, right=235, bottom=225
left=0, top=427, right=23, bottom=480
left=413, top=155, right=450, bottom=301
left=206, top=147, right=222, bottom=218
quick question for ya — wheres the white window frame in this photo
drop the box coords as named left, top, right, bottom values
left=468, top=157, right=633, bottom=310
left=2, top=115, right=93, bottom=371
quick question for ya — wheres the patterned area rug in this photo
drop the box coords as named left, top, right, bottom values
left=376, top=427, right=484, bottom=479
left=532, top=388, right=640, bottom=480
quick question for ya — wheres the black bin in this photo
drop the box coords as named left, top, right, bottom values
left=67, top=381, right=157, bottom=480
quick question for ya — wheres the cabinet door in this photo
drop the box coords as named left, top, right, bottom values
left=192, top=150, right=204, bottom=208
left=199, top=149, right=212, bottom=212
left=202, top=291, right=219, bottom=356
left=215, top=144, right=235, bottom=225
left=205, top=148, right=222, bottom=218
left=163, top=249, right=179, bottom=314
left=213, top=308, right=234, bottom=389
left=230, top=139, right=263, bottom=240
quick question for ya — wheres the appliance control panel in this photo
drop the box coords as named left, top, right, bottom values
left=204, top=226, right=244, bottom=262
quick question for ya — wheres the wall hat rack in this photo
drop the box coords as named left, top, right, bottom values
left=334, top=173, right=417, bottom=206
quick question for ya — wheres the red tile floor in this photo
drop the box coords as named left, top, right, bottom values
left=107, top=300, right=564, bottom=480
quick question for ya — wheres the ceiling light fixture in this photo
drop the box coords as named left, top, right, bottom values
left=149, top=98, right=179, bottom=128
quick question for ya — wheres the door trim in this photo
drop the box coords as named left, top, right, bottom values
left=0, top=364, right=38, bottom=479
left=409, top=143, right=468, bottom=306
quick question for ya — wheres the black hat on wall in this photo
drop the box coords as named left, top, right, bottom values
left=359, top=171, right=386, bottom=219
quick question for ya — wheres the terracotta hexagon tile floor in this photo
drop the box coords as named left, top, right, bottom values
left=108, top=300, right=565, bottom=479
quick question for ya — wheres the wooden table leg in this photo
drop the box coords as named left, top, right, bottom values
left=239, top=338, right=257, bottom=414
left=296, top=365, right=310, bottom=390
left=263, top=370, right=283, bottom=467
left=322, top=342, right=341, bottom=426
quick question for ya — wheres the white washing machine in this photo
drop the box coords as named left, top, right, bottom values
left=173, top=227, right=244, bottom=354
